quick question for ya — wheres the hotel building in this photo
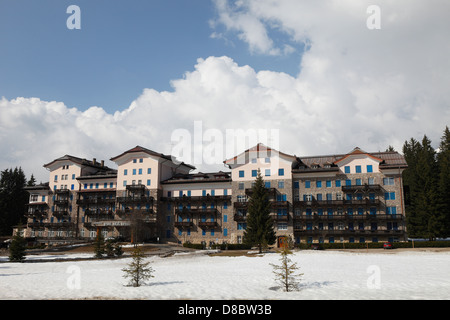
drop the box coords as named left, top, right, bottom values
left=23, top=144, right=408, bottom=246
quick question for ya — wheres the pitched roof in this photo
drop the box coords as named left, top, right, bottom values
left=110, top=145, right=196, bottom=170
left=161, top=171, right=231, bottom=185
left=223, top=143, right=296, bottom=166
left=43, top=155, right=112, bottom=170
left=292, top=149, right=407, bottom=171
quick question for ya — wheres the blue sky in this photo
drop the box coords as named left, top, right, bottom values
left=0, top=0, right=301, bottom=112
left=0, top=0, right=449, bottom=182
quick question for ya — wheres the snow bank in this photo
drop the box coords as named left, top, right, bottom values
left=0, top=250, right=449, bottom=300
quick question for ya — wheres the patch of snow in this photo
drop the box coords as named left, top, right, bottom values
left=0, top=250, right=449, bottom=300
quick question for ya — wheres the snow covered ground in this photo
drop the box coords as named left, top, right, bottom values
left=0, top=249, right=449, bottom=300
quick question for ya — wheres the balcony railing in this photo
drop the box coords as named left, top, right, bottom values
left=234, top=214, right=247, bottom=221
left=117, top=196, right=154, bottom=204
left=293, top=214, right=404, bottom=221
left=294, top=199, right=381, bottom=207
left=77, top=197, right=116, bottom=205
left=341, top=184, right=383, bottom=193
left=271, top=214, right=289, bottom=221
left=198, top=221, right=218, bottom=228
left=161, top=195, right=232, bottom=202
left=174, top=221, right=194, bottom=228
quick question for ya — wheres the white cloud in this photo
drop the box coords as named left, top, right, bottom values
left=1, top=0, right=450, bottom=182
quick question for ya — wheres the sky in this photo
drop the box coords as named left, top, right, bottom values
left=0, top=0, right=449, bottom=182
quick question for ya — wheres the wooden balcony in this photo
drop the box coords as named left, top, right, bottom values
left=341, top=184, right=383, bottom=193
left=174, top=221, right=194, bottom=228
left=116, top=196, right=154, bottom=204
left=161, top=195, right=231, bottom=202
left=52, top=210, right=70, bottom=218
left=77, top=197, right=116, bottom=205
left=175, top=207, right=218, bottom=215
left=234, top=214, right=247, bottom=222
left=54, top=189, right=70, bottom=194
left=294, top=199, right=381, bottom=207
left=293, top=214, right=404, bottom=221
left=198, top=221, right=218, bottom=229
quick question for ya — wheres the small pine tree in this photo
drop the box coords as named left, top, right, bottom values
left=114, top=242, right=124, bottom=257
left=122, top=246, right=154, bottom=287
left=9, top=228, right=27, bottom=262
left=93, top=232, right=105, bottom=259
left=270, top=238, right=303, bottom=292
left=105, top=240, right=115, bottom=257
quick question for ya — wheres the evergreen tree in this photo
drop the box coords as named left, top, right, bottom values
left=0, top=167, right=28, bottom=236
left=105, top=239, right=115, bottom=257
left=244, top=169, right=276, bottom=253
left=27, top=174, right=36, bottom=187
left=437, top=126, right=450, bottom=236
left=270, top=237, right=303, bottom=292
left=403, top=134, right=445, bottom=240
left=122, top=246, right=154, bottom=287
left=114, top=242, right=124, bottom=257
left=93, top=231, right=105, bottom=258
left=9, top=226, right=27, bottom=262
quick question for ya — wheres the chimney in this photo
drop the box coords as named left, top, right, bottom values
left=101, top=160, right=104, bottom=167
left=93, top=158, right=97, bottom=165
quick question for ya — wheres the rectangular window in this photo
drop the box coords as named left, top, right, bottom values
left=335, top=180, right=341, bottom=187
left=239, top=170, right=245, bottom=178
left=224, top=228, right=228, bottom=237
left=346, top=179, right=352, bottom=186
left=385, top=192, right=396, bottom=200
left=294, top=181, right=299, bottom=189
left=138, top=168, right=142, bottom=175
left=223, top=214, right=228, bottom=222
left=252, top=170, right=257, bottom=177
left=124, top=169, right=127, bottom=176
left=278, top=168, right=285, bottom=176
left=265, top=157, right=270, bottom=163
left=356, top=165, right=362, bottom=173
left=305, top=180, right=311, bottom=188
left=316, top=181, right=322, bottom=188
left=123, top=180, right=127, bottom=187
left=278, top=223, right=288, bottom=230
left=356, top=179, right=362, bottom=186
left=132, top=169, right=136, bottom=175
left=326, top=180, right=332, bottom=188
left=238, top=182, right=244, bottom=190
left=383, top=177, right=395, bottom=185
left=265, top=181, right=271, bottom=188
left=139, top=158, right=143, bottom=163
left=345, top=166, right=350, bottom=174
left=133, top=159, right=137, bottom=163
left=265, top=169, right=271, bottom=176
left=367, top=165, right=373, bottom=173
left=147, top=179, right=151, bottom=186
left=72, top=174, right=75, bottom=180
left=147, top=168, right=151, bottom=174
left=278, top=181, right=284, bottom=189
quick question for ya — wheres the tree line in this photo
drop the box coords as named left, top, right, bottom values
left=0, top=168, right=36, bottom=236
left=402, top=126, right=450, bottom=240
